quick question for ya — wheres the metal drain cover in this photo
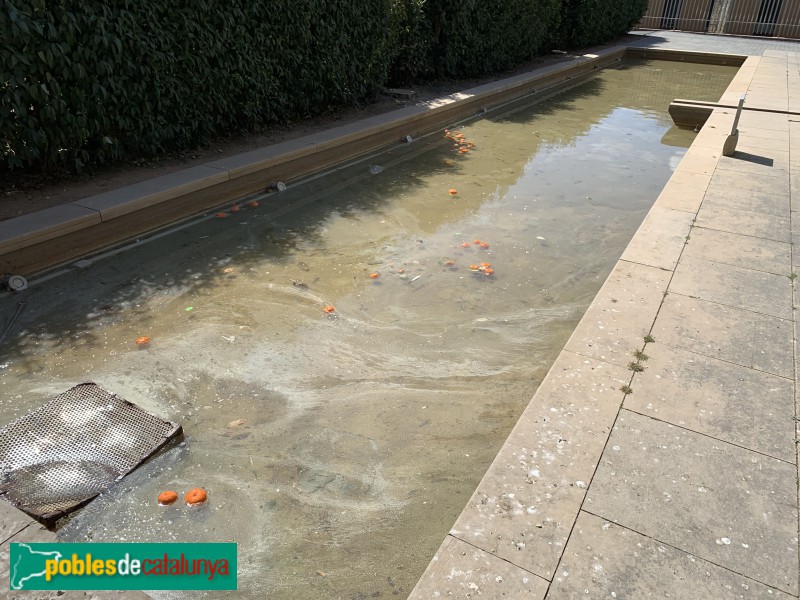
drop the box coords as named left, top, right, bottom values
left=0, top=382, right=182, bottom=526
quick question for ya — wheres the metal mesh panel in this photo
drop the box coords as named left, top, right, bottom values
left=0, top=382, right=182, bottom=525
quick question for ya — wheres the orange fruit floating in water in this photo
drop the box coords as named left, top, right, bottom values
left=369, top=273, right=380, bottom=279
left=459, top=149, right=469, bottom=154
left=461, top=242, right=470, bottom=248
left=448, top=189, right=458, bottom=196
left=469, top=264, right=480, bottom=271
left=185, top=488, right=207, bottom=506
left=483, top=268, right=494, bottom=275
left=230, top=206, right=241, bottom=213
left=480, top=262, right=491, bottom=267
left=135, top=336, right=150, bottom=346
left=158, top=491, right=178, bottom=505
left=323, top=305, right=335, bottom=313
left=248, top=200, right=260, bottom=208
left=473, top=240, right=482, bottom=245
left=479, top=242, right=490, bottom=249
left=215, top=212, right=228, bottom=218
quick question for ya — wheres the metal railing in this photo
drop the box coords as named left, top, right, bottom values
left=637, top=0, right=800, bottom=39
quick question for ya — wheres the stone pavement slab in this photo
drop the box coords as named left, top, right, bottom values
left=410, top=536, right=549, bottom=599
left=711, top=169, right=791, bottom=196
left=683, top=226, right=791, bottom=275
left=619, top=207, right=694, bottom=271
left=670, top=255, right=792, bottom=319
left=652, top=294, right=793, bottom=378
left=448, top=351, right=628, bottom=580
left=563, top=261, right=669, bottom=368
left=702, top=182, right=790, bottom=216
left=622, top=343, right=795, bottom=462
left=584, top=410, right=799, bottom=595
left=695, top=202, right=791, bottom=243
left=548, top=511, right=795, bottom=599
left=651, top=171, right=710, bottom=213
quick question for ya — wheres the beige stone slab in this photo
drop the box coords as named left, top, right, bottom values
left=674, top=147, right=721, bottom=176
left=623, top=344, right=795, bottom=462
left=0, top=501, right=35, bottom=545
left=652, top=294, right=793, bottom=378
left=652, top=177, right=708, bottom=213
left=670, top=255, right=792, bottom=319
left=738, top=125, right=791, bottom=142
left=710, top=169, right=790, bottom=196
left=0, top=205, right=101, bottom=254
left=716, top=155, right=791, bottom=179
left=702, top=182, right=789, bottom=216
left=75, top=165, right=230, bottom=220
left=449, top=351, right=628, bottom=580
left=408, top=535, right=548, bottom=599
left=584, top=410, right=799, bottom=595
left=738, top=113, right=790, bottom=132
left=547, top=512, right=793, bottom=599
left=564, top=260, right=670, bottom=368
left=729, top=146, right=792, bottom=167
left=683, top=226, right=791, bottom=274
left=620, top=207, right=694, bottom=271
left=695, top=202, right=791, bottom=242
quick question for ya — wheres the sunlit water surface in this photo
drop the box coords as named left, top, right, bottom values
left=0, top=60, right=734, bottom=599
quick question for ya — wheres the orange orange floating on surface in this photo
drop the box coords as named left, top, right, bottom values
left=135, top=336, right=150, bottom=346
left=448, top=188, right=458, bottom=196
left=480, top=262, right=491, bottom=267
left=215, top=212, right=228, bottom=218
left=247, top=200, right=260, bottom=207
left=185, top=488, right=207, bottom=506
left=473, top=240, right=482, bottom=244
left=158, top=491, right=178, bottom=505
left=483, top=268, right=494, bottom=275
left=459, top=148, right=469, bottom=154
left=479, top=242, right=490, bottom=249
left=230, top=206, right=241, bottom=213
left=369, top=273, right=380, bottom=279
left=469, top=264, right=480, bottom=270
left=323, top=305, right=335, bottom=313
left=461, top=242, right=471, bottom=248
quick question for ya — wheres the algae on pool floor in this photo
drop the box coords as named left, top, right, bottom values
left=0, top=59, right=734, bottom=599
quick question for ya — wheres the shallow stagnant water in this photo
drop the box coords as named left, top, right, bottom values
left=0, top=60, right=734, bottom=598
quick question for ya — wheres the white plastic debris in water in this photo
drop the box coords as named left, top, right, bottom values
left=277, top=182, right=287, bottom=192
left=406, top=135, right=413, bottom=143
left=369, top=165, right=384, bottom=175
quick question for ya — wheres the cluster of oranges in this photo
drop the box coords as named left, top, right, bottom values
left=214, top=200, right=260, bottom=219
left=444, top=129, right=475, bottom=155
left=158, top=488, right=207, bottom=506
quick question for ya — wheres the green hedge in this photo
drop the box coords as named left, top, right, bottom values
left=2, top=0, right=646, bottom=174
left=424, top=0, right=562, bottom=78
left=559, top=0, right=649, bottom=48
left=1, top=0, right=392, bottom=172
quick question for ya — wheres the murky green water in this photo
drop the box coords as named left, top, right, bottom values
left=0, top=60, right=734, bottom=599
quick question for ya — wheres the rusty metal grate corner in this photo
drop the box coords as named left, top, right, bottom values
left=0, top=382, right=182, bottom=527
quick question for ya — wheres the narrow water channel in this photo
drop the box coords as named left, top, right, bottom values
left=0, top=60, right=734, bottom=599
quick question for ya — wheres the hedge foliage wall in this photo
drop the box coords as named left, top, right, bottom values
left=1, top=0, right=647, bottom=173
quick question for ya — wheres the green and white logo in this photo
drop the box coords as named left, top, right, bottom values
left=9, top=543, right=237, bottom=590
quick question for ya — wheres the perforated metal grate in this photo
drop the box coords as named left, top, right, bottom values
left=0, top=382, right=182, bottom=526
